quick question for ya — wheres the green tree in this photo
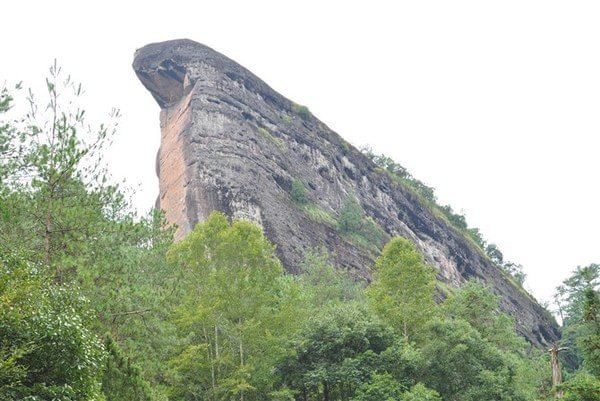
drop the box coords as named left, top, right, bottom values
left=360, top=147, right=410, bottom=180
left=0, top=85, right=24, bottom=184
left=351, top=376, right=441, bottom=401
left=421, top=318, right=529, bottom=401
left=485, top=243, right=504, bottom=265
left=0, top=68, right=176, bottom=396
left=443, top=280, right=526, bottom=352
left=0, top=70, right=185, bottom=401
left=367, top=237, right=436, bottom=341
left=297, top=249, right=363, bottom=307
left=554, top=264, right=600, bottom=367
left=0, top=63, right=121, bottom=279
left=376, top=341, right=425, bottom=391
left=0, top=251, right=105, bottom=401
left=101, top=335, right=153, bottom=401
left=556, top=264, right=600, bottom=326
left=503, top=262, right=526, bottom=286
left=277, top=304, right=395, bottom=401
left=335, top=198, right=384, bottom=249
left=580, top=287, right=600, bottom=376
left=167, top=212, right=302, bottom=401
left=559, top=373, right=600, bottom=401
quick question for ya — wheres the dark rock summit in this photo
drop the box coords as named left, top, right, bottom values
left=133, top=39, right=559, bottom=347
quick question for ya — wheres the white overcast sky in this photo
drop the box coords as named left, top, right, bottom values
left=3, top=1, right=599, bottom=307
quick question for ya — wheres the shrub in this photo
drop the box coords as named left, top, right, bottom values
left=336, top=199, right=385, bottom=253
left=303, top=204, right=337, bottom=226
left=291, top=179, right=308, bottom=204
left=258, top=127, right=285, bottom=151
left=362, top=216, right=386, bottom=243
left=292, top=103, right=311, bottom=120
left=338, top=198, right=364, bottom=234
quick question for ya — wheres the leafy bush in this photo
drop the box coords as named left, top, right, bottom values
left=337, top=199, right=385, bottom=253
left=292, top=103, right=311, bottom=120
left=422, top=318, right=527, bottom=401
left=443, top=280, right=526, bottom=352
left=580, top=287, right=600, bottom=376
left=338, top=198, right=364, bottom=234
left=362, top=216, right=386, bottom=243
left=291, top=179, right=309, bottom=204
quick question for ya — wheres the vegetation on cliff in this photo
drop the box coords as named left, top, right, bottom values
left=361, top=147, right=527, bottom=287
left=0, top=70, right=598, bottom=401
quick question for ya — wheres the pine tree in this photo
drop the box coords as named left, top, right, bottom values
left=101, top=335, right=153, bottom=401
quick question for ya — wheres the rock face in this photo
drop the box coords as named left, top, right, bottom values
left=133, top=39, right=560, bottom=347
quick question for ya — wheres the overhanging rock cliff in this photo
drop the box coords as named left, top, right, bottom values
left=133, top=39, right=560, bottom=347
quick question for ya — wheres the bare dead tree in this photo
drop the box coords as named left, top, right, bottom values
left=548, top=344, right=568, bottom=398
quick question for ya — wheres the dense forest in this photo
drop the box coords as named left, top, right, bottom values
left=1, top=68, right=599, bottom=401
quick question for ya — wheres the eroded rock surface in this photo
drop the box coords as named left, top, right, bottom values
left=133, top=39, right=559, bottom=347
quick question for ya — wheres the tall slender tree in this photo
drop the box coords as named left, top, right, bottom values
left=167, top=212, right=303, bottom=401
left=367, top=237, right=436, bottom=341
left=0, top=62, right=121, bottom=281
left=580, top=287, right=600, bottom=376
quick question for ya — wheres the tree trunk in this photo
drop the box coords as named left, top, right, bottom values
left=202, top=327, right=216, bottom=399
left=46, top=84, right=58, bottom=276
left=239, top=321, right=244, bottom=401
left=214, top=324, right=220, bottom=378
left=44, top=209, right=52, bottom=264
left=549, top=344, right=564, bottom=398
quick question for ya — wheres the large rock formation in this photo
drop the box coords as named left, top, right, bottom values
left=133, top=39, right=559, bottom=346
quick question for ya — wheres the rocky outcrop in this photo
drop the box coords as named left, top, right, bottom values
left=133, top=39, right=560, bottom=347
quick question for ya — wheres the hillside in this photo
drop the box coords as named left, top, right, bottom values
left=133, top=39, right=559, bottom=347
